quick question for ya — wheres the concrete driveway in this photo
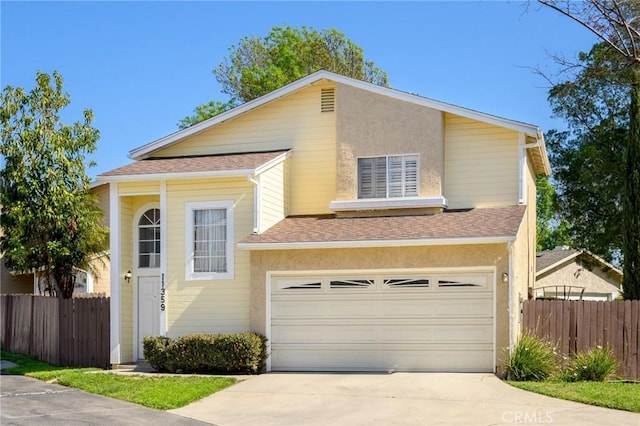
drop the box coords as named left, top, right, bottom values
left=170, top=373, right=639, bottom=426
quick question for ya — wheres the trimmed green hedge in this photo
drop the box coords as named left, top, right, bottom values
left=143, top=332, right=268, bottom=374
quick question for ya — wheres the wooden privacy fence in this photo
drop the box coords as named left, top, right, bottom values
left=522, top=299, right=639, bottom=380
left=0, top=294, right=110, bottom=369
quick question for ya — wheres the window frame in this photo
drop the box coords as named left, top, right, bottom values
left=185, top=200, right=234, bottom=281
left=137, top=207, right=161, bottom=269
left=357, top=154, right=419, bottom=199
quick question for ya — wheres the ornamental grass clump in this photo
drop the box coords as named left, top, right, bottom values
left=564, top=346, right=619, bottom=382
left=506, top=332, right=558, bottom=381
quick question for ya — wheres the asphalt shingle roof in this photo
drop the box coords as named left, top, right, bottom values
left=240, top=205, right=526, bottom=244
left=535, top=248, right=579, bottom=272
left=99, top=150, right=290, bottom=177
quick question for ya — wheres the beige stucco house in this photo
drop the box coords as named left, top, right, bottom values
left=535, top=248, right=622, bottom=301
left=97, top=71, right=551, bottom=372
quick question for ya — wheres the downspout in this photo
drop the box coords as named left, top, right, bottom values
left=518, top=133, right=526, bottom=205
left=507, top=240, right=515, bottom=353
left=247, top=174, right=260, bottom=234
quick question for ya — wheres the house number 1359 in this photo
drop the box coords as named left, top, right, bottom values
left=160, top=273, right=166, bottom=311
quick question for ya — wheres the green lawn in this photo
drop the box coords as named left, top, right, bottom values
left=1, top=351, right=236, bottom=410
left=508, top=381, right=640, bottom=413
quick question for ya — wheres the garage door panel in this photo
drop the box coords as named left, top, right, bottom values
left=271, top=348, right=379, bottom=371
left=378, top=297, right=492, bottom=317
left=271, top=345, right=494, bottom=372
left=430, top=325, right=494, bottom=343
left=271, top=301, right=326, bottom=317
left=378, top=323, right=493, bottom=343
left=273, top=297, right=493, bottom=319
left=270, top=272, right=495, bottom=372
left=273, top=322, right=493, bottom=344
left=272, top=324, right=380, bottom=343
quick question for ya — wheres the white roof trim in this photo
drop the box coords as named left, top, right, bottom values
left=96, top=168, right=255, bottom=183
left=237, top=235, right=516, bottom=251
left=329, top=196, right=447, bottom=212
left=97, top=150, right=290, bottom=184
left=254, top=150, right=291, bottom=175
left=129, top=70, right=543, bottom=160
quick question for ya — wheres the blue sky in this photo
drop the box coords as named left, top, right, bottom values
left=2, top=1, right=599, bottom=179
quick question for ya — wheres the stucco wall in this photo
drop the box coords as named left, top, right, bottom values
left=335, top=83, right=444, bottom=200
left=510, top=207, right=532, bottom=355
left=536, top=260, right=621, bottom=300
left=249, top=243, right=512, bottom=368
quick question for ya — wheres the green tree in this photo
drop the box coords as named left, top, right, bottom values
left=178, top=99, right=238, bottom=129
left=180, top=26, right=388, bottom=127
left=536, top=175, right=571, bottom=251
left=544, top=44, right=630, bottom=261
left=539, top=0, right=640, bottom=299
left=0, top=71, right=108, bottom=298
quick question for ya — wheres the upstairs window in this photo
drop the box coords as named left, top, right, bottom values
left=357, top=154, right=418, bottom=198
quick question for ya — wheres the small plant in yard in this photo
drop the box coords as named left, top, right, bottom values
left=505, top=332, right=558, bottom=381
left=563, top=345, right=619, bottom=382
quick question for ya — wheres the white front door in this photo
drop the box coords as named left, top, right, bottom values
left=137, top=276, right=161, bottom=359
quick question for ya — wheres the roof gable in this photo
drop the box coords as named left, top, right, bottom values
left=128, top=71, right=550, bottom=174
left=536, top=248, right=623, bottom=282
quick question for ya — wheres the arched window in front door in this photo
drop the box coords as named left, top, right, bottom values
left=138, top=208, right=160, bottom=268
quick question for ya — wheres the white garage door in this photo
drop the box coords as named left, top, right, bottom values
left=270, top=272, right=494, bottom=372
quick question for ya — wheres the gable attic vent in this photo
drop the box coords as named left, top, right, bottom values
left=321, top=88, right=335, bottom=113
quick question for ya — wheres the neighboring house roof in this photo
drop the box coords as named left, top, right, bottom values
left=127, top=70, right=550, bottom=176
left=535, top=248, right=581, bottom=273
left=536, top=248, right=623, bottom=282
left=238, top=205, right=525, bottom=249
left=97, top=150, right=290, bottom=181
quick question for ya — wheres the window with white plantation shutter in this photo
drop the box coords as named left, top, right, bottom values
left=404, top=156, right=418, bottom=196
left=358, top=157, right=387, bottom=198
left=358, top=154, right=419, bottom=198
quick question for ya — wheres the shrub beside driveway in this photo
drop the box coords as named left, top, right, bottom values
left=504, top=333, right=638, bottom=413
